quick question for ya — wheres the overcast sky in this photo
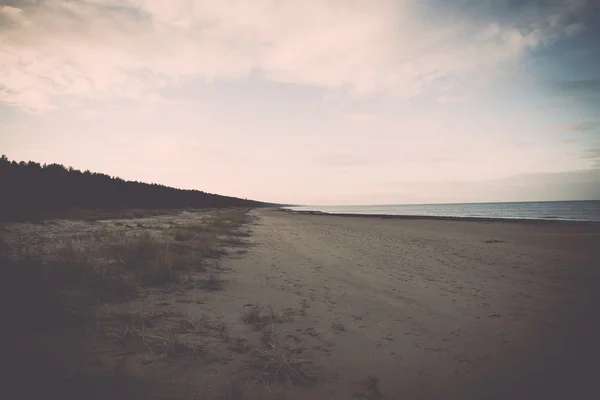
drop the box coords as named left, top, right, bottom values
left=1, top=0, right=599, bottom=205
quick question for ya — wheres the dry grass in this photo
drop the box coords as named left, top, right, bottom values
left=260, top=326, right=275, bottom=348
left=139, top=265, right=178, bottom=286
left=162, top=329, right=202, bottom=358
left=243, top=304, right=267, bottom=330
left=228, top=229, right=253, bottom=238
left=215, top=321, right=230, bottom=342
left=219, top=209, right=252, bottom=224
left=112, top=232, right=181, bottom=286
left=252, top=340, right=311, bottom=385
left=191, top=232, right=221, bottom=258
left=170, top=231, right=222, bottom=261
left=1, top=208, right=256, bottom=398
left=184, top=221, right=213, bottom=233
left=211, top=209, right=252, bottom=232
left=110, top=210, right=252, bottom=282
left=176, top=315, right=230, bottom=342
left=220, top=236, right=248, bottom=246
left=0, top=211, right=246, bottom=336
left=103, top=312, right=202, bottom=361
left=243, top=304, right=292, bottom=331
left=269, top=307, right=293, bottom=324
left=138, top=240, right=178, bottom=285
left=173, top=228, right=196, bottom=242
left=116, top=232, right=169, bottom=267
left=1, top=239, right=136, bottom=337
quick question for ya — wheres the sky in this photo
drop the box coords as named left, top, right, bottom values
left=1, top=0, right=599, bottom=205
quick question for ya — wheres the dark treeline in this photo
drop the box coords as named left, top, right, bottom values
left=0, top=155, right=270, bottom=220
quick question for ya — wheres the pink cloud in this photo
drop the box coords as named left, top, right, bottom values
left=0, top=0, right=589, bottom=110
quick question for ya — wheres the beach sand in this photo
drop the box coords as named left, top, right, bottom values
left=218, top=209, right=600, bottom=399
left=4, top=208, right=599, bottom=399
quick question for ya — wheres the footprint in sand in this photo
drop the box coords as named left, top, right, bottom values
left=285, top=334, right=303, bottom=344
left=305, top=327, right=320, bottom=337
left=300, top=299, right=311, bottom=309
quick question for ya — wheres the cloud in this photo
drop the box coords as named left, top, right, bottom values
left=0, top=0, right=591, bottom=110
left=582, top=146, right=600, bottom=167
left=377, top=168, right=600, bottom=204
left=311, top=153, right=381, bottom=167
left=428, top=156, right=463, bottom=163
left=1, top=122, right=28, bottom=129
left=551, top=78, right=600, bottom=93
left=548, top=78, right=600, bottom=110
left=494, top=168, right=600, bottom=200
left=551, top=121, right=600, bottom=132
left=563, top=22, right=585, bottom=36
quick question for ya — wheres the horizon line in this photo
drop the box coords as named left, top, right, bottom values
left=284, top=199, right=600, bottom=208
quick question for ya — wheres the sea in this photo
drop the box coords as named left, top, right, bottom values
left=285, top=200, right=600, bottom=222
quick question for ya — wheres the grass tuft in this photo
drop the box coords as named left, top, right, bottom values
left=104, top=316, right=201, bottom=360
left=243, top=304, right=267, bottom=329
left=113, top=232, right=180, bottom=286
left=252, top=340, right=311, bottom=385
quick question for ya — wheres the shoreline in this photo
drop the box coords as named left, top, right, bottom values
left=276, top=208, right=600, bottom=225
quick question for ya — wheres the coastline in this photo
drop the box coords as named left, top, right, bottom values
left=5, top=208, right=599, bottom=399
left=276, top=208, right=600, bottom=225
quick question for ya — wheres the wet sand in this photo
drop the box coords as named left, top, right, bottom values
left=221, top=209, right=600, bottom=399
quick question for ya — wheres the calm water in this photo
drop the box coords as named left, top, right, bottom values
left=286, top=201, right=600, bottom=222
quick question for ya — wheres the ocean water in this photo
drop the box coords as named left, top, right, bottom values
left=285, top=200, right=600, bottom=222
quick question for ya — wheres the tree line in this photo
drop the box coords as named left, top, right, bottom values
left=0, top=155, right=269, bottom=220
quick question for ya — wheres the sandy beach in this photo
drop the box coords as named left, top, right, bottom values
left=5, top=1, right=599, bottom=398
left=4, top=208, right=600, bottom=400
left=220, top=209, right=600, bottom=399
